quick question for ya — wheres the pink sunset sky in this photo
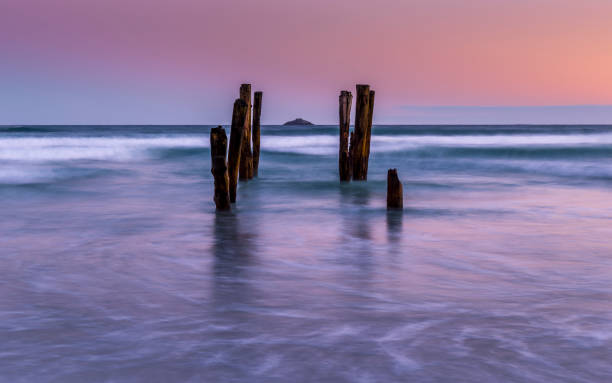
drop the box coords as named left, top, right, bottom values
left=2, top=0, right=612, bottom=124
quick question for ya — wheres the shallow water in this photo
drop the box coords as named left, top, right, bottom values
left=1, top=125, right=611, bottom=382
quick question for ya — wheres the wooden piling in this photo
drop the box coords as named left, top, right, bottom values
left=239, top=84, right=253, bottom=180
left=349, top=131, right=355, bottom=177
left=352, top=84, right=370, bottom=181
left=210, top=126, right=231, bottom=211
left=387, top=169, right=403, bottom=209
left=364, top=90, right=375, bottom=176
left=228, top=99, right=248, bottom=203
left=339, top=90, right=353, bottom=181
left=252, top=91, right=263, bottom=177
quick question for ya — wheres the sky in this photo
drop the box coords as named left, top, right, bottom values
left=2, top=0, right=612, bottom=125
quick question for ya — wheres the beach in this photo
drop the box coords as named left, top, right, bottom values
left=1, top=124, right=611, bottom=382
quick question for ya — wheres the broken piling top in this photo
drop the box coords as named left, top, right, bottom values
left=228, top=98, right=248, bottom=203
left=365, top=90, right=375, bottom=174
left=239, top=84, right=254, bottom=180
left=387, top=168, right=403, bottom=209
left=352, top=84, right=373, bottom=181
left=252, top=91, right=263, bottom=177
left=338, top=90, right=353, bottom=182
left=210, top=126, right=231, bottom=211
left=210, top=126, right=228, bottom=161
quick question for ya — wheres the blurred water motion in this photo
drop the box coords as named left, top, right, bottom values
left=1, top=125, right=611, bottom=382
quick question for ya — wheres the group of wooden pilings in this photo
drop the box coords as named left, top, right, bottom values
left=210, top=84, right=263, bottom=211
left=211, top=83, right=402, bottom=211
left=339, top=85, right=403, bottom=209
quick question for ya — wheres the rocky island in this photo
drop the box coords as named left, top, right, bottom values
left=283, top=118, right=314, bottom=126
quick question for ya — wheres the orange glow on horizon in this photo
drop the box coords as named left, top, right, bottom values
left=2, top=0, right=612, bottom=123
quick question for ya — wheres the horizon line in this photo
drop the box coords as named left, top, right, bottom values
left=4, top=123, right=612, bottom=127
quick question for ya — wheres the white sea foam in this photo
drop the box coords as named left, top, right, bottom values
left=0, top=136, right=207, bottom=162
left=373, top=133, right=612, bottom=148
left=261, top=133, right=612, bottom=155
left=0, top=166, right=59, bottom=184
left=1, top=133, right=611, bottom=162
left=261, top=135, right=337, bottom=155
left=1, top=132, right=610, bottom=185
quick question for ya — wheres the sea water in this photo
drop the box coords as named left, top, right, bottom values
left=1, top=125, right=611, bottom=382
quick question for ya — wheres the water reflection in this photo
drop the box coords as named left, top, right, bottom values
left=211, top=211, right=257, bottom=309
left=386, top=210, right=403, bottom=244
left=339, top=183, right=372, bottom=241
left=337, top=184, right=374, bottom=281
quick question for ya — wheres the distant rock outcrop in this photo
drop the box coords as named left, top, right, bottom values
left=283, top=118, right=314, bottom=126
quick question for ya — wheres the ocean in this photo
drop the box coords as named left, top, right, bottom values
left=1, top=124, right=611, bottom=382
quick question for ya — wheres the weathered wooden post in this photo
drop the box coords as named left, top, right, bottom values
left=387, top=168, right=403, bottom=209
left=352, top=84, right=370, bottom=181
left=210, top=126, right=231, bottom=211
left=339, top=90, right=353, bottom=181
left=365, top=90, right=375, bottom=175
left=228, top=99, right=248, bottom=203
left=349, top=131, right=355, bottom=177
left=252, top=91, right=263, bottom=177
left=239, top=84, right=253, bottom=180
